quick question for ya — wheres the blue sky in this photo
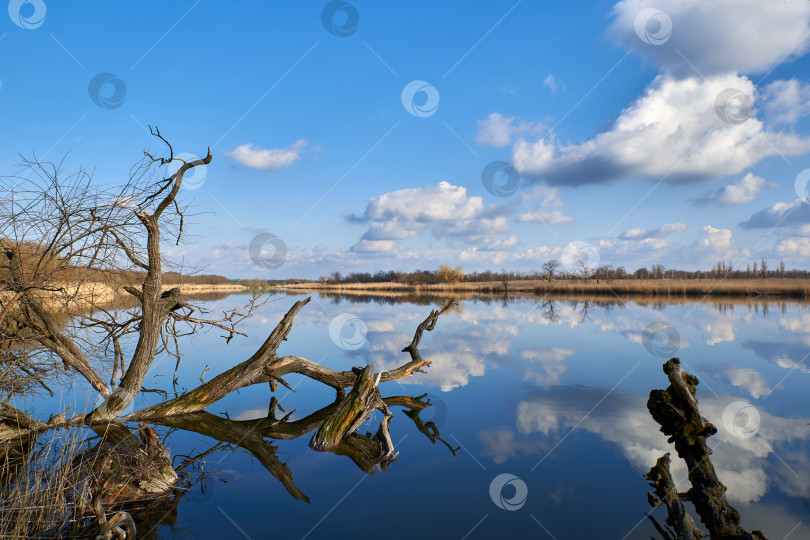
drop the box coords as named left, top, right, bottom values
left=3, top=0, right=810, bottom=279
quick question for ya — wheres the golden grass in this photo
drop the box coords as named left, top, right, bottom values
left=0, top=430, right=88, bottom=538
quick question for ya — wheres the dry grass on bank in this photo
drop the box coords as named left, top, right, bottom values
left=0, top=430, right=88, bottom=538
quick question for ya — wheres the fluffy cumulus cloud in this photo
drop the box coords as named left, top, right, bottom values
left=696, top=225, right=734, bottom=254
left=344, top=181, right=570, bottom=256
left=777, top=236, right=810, bottom=257
left=226, top=139, right=308, bottom=171
left=608, top=0, right=810, bottom=77
left=694, top=173, right=768, bottom=206
left=475, top=113, right=544, bottom=148
left=512, top=74, right=810, bottom=186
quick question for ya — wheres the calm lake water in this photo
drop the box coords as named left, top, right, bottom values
left=32, top=292, right=810, bottom=538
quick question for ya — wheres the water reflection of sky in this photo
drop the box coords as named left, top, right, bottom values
left=24, top=293, right=810, bottom=538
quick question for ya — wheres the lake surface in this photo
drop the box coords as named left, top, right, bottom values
left=32, top=292, right=810, bottom=538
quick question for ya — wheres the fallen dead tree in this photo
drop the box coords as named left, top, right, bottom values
left=0, top=130, right=460, bottom=538
left=645, top=358, right=768, bottom=540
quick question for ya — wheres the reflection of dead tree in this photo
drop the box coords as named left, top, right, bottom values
left=645, top=358, right=768, bottom=540
left=149, top=393, right=455, bottom=501
left=401, top=394, right=459, bottom=455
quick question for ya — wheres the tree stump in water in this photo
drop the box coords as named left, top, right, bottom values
left=310, top=365, right=386, bottom=452
left=646, top=358, right=768, bottom=540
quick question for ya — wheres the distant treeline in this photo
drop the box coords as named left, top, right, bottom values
left=255, top=259, right=810, bottom=286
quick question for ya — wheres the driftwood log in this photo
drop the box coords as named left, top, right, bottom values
left=646, top=358, right=767, bottom=540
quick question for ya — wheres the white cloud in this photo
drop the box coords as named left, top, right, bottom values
left=777, top=237, right=810, bottom=257
left=355, top=181, right=482, bottom=223
left=701, top=318, right=735, bottom=346
left=226, top=140, right=308, bottom=171
left=519, top=347, right=575, bottom=386
left=515, top=186, right=573, bottom=224
left=694, top=173, right=768, bottom=206
left=608, top=0, right=810, bottom=76
left=347, top=181, right=518, bottom=251
left=543, top=74, right=564, bottom=92
left=513, top=74, right=810, bottom=186
left=725, top=367, right=771, bottom=399
left=474, top=112, right=544, bottom=148
left=762, top=79, right=810, bottom=124
left=697, top=225, right=733, bottom=252
left=740, top=199, right=810, bottom=229
left=350, top=239, right=396, bottom=253
left=619, top=222, right=686, bottom=239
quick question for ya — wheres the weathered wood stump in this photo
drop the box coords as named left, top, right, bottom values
left=646, top=358, right=768, bottom=540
